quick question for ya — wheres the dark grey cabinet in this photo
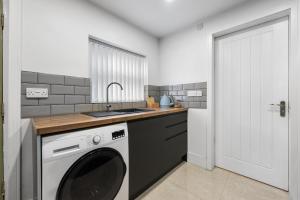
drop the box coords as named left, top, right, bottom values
left=128, top=111, right=187, bottom=199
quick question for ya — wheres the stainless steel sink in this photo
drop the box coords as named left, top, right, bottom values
left=114, top=108, right=155, bottom=113
left=85, top=108, right=155, bottom=118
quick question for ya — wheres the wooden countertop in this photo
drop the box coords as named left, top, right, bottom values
left=33, top=108, right=187, bottom=136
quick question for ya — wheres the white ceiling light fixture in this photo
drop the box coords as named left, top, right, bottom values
left=165, top=0, right=175, bottom=3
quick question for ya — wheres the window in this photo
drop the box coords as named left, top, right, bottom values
left=89, top=38, right=148, bottom=103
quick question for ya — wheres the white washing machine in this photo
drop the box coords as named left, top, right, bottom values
left=41, top=123, right=128, bottom=200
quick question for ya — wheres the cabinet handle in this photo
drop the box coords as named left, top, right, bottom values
left=165, top=131, right=187, bottom=141
left=166, top=120, right=187, bottom=128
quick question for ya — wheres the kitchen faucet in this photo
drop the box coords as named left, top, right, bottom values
left=106, top=82, right=123, bottom=112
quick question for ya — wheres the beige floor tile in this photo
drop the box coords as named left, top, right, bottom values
left=221, top=172, right=288, bottom=200
left=166, top=163, right=230, bottom=200
left=140, top=178, right=201, bottom=200
left=139, top=162, right=288, bottom=200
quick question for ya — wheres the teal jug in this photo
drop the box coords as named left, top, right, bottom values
left=160, top=95, right=174, bottom=108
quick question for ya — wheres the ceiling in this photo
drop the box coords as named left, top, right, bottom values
left=90, top=0, right=249, bottom=37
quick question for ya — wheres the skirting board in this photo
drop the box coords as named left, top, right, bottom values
left=187, top=152, right=207, bottom=169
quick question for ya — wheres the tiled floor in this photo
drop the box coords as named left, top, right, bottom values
left=138, top=162, right=288, bottom=200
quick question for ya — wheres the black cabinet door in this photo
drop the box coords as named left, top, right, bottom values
left=128, top=117, right=165, bottom=199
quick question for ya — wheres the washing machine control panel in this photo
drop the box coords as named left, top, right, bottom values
left=112, top=129, right=125, bottom=140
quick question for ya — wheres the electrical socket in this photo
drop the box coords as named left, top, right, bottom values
left=26, top=88, right=48, bottom=98
left=187, top=90, right=203, bottom=97
left=196, top=90, right=203, bottom=96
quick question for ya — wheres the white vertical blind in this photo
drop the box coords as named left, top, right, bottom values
left=89, top=39, right=148, bottom=103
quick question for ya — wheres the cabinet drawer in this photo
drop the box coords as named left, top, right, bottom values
left=163, top=112, right=187, bottom=127
left=164, top=132, right=187, bottom=171
left=165, top=122, right=187, bottom=140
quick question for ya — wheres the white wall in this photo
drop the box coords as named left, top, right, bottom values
left=187, top=109, right=207, bottom=169
left=159, top=0, right=294, bottom=85
left=22, top=0, right=160, bottom=84
left=159, top=25, right=208, bottom=85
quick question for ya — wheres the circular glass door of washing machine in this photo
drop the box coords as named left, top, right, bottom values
left=56, top=148, right=127, bottom=200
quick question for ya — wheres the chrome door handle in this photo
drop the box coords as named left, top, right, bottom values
left=270, top=101, right=286, bottom=117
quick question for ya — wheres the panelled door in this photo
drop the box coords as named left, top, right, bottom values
left=215, top=17, right=289, bottom=190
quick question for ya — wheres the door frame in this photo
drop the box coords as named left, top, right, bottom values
left=2, top=0, right=22, bottom=199
left=208, top=8, right=299, bottom=198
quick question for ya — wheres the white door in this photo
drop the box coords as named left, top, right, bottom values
left=215, top=17, right=289, bottom=190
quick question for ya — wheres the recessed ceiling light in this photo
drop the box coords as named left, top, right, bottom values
left=165, top=0, right=175, bottom=3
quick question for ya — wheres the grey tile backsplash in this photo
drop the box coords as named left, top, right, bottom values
left=147, top=82, right=207, bottom=110
left=21, top=71, right=146, bottom=118
left=21, top=71, right=207, bottom=118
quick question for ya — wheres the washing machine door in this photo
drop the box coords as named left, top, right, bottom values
left=56, top=148, right=127, bottom=200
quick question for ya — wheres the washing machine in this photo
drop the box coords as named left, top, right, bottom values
left=41, top=123, right=128, bottom=200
